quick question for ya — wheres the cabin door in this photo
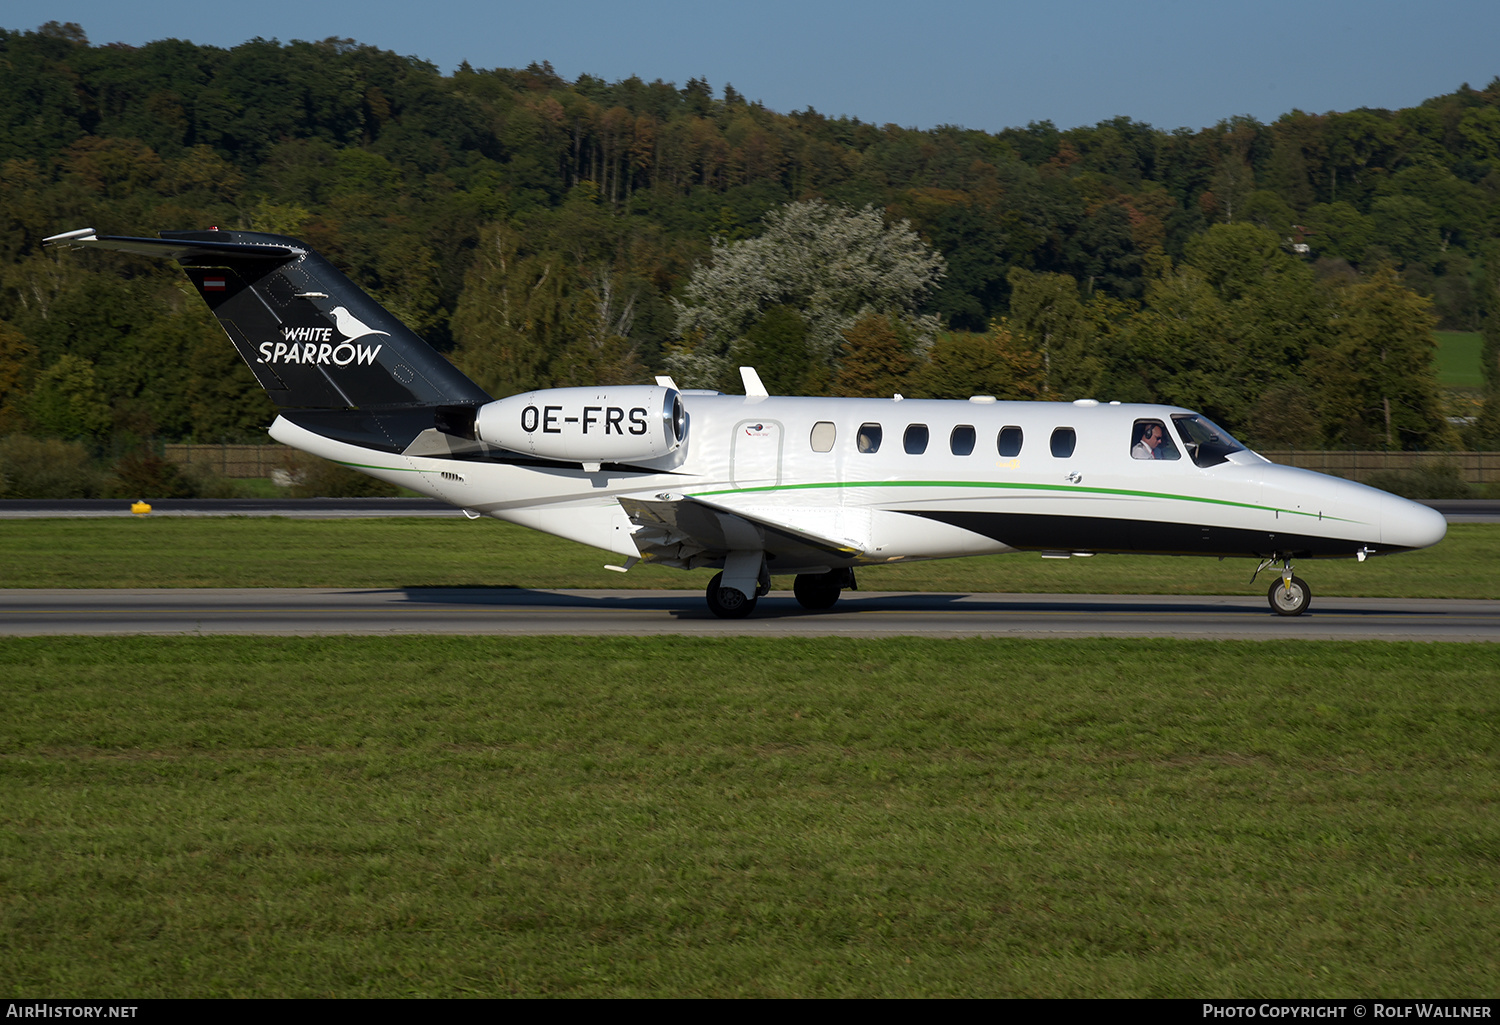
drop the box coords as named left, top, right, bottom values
left=731, top=419, right=783, bottom=489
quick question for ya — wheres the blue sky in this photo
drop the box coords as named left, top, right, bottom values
left=8, top=0, right=1498, bottom=133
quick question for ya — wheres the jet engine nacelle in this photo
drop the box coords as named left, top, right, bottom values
left=474, top=385, right=686, bottom=465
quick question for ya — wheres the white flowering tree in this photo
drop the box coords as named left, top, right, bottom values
left=668, top=200, right=946, bottom=390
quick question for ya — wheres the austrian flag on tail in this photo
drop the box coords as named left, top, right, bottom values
left=203, top=277, right=226, bottom=290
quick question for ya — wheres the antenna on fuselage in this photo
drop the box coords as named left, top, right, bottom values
left=740, top=367, right=768, bottom=397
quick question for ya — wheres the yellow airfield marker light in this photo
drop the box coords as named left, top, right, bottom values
left=131, top=500, right=152, bottom=515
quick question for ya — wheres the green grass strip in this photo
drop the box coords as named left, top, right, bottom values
left=1, top=635, right=1495, bottom=997
left=1435, top=331, right=1483, bottom=389
left=0, top=518, right=1492, bottom=598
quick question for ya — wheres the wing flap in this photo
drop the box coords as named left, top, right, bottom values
left=620, top=494, right=865, bottom=569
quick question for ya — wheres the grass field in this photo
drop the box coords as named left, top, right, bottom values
left=1435, top=331, right=1484, bottom=390
left=2, top=517, right=1494, bottom=996
left=0, top=517, right=1494, bottom=599
left=2, top=636, right=1497, bottom=997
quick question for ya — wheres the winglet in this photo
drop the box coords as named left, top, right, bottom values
left=43, top=228, right=98, bottom=245
left=740, top=367, right=768, bottom=397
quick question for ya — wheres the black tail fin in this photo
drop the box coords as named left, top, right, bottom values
left=45, top=227, right=491, bottom=451
left=161, top=229, right=490, bottom=411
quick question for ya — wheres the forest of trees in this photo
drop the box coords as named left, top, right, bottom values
left=3, top=20, right=1500, bottom=488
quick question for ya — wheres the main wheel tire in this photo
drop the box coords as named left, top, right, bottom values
left=1267, top=575, right=1312, bottom=616
left=706, top=572, right=758, bottom=619
left=793, top=573, right=842, bottom=610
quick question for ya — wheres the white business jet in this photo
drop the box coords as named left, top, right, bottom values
left=45, top=227, right=1447, bottom=618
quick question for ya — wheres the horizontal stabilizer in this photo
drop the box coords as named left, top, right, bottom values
left=43, top=229, right=301, bottom=262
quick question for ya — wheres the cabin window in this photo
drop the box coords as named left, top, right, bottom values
left=904, top=424, right=929, bottom=454
left=857, top=423, right=883, bottom=453
left=1050, top=427, right=1076, bottom=458
left=1171, top=413, right=1247, bottom=468
left=1130, top=419, right=1180, bottom=460
left=810, top=421, right=836, bottom=453
left=997, top=426, right=1023, bottom=457
left=950, top=425, right=976, bottom=455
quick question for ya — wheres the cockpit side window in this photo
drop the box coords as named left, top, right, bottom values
left=1170, top=413, right=1246, bottom=468
left=1130, top=419, right=1180, bottom=460
left=857, top=423, right=883, bottom=453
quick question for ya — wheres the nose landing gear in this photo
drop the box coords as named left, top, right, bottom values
left=1255, top=556, right=1311, bottom=616
left=1268, top=573, right=1312, bottom=616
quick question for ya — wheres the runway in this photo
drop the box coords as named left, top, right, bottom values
left=3, top=588, right=1498, bottom=641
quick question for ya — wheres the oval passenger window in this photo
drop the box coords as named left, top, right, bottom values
left=1050, top=427, right=1076, bottom=458
left=810, top=421, right=836, bottom=452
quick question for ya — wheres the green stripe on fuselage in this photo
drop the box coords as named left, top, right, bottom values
left=691, top=479, right=1361, bottom=525
left=328, top=458, right=1363, bottom=528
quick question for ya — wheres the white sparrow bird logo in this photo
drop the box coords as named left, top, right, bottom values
left=329, top=307, right=391, bottom=342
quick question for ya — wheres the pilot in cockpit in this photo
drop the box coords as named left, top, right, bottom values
left=1132, top=420, right=1179, bottom=460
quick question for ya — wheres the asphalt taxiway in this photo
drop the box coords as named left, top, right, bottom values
left=3, top=500, right=1493, bottom=640
left=3, top=588, right=1497, bottom=641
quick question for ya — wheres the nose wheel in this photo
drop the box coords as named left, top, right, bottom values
left=1255, top=556, right=1312, bottom=616
left=1267, top=575, right=1311, bottom=616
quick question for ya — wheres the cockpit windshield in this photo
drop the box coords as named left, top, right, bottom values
left=1170, top=413, right=1247, bottom=468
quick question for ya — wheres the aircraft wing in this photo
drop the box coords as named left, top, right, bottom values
left=619, top=493, right=865, bottom=569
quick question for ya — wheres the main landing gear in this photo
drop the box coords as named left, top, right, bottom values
left=704, top=568, right=857, bottom=618
left=793, top=569, right=857, bottom=611
left=1256, top=556, right=1312, bottom=616
left=705, top=571, right=761, bottom=619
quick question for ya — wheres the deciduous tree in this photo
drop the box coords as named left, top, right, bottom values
left=910, top=325, right=1042, bottom=400
left=1312, top=266, right=1452, bottom=449
left=1005, top=268, right=1100, bottom=398
left=670, top=200, right=945, bottom=389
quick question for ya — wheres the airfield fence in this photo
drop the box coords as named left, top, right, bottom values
left=1263, top=450, right=1500, bottom=485
left=164, top=444, right=296, bottom=479
left=163, top=443, right=1500, bottom=484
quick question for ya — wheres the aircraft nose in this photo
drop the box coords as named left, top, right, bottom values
left=1381, top=494, right=1447, bottom=551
